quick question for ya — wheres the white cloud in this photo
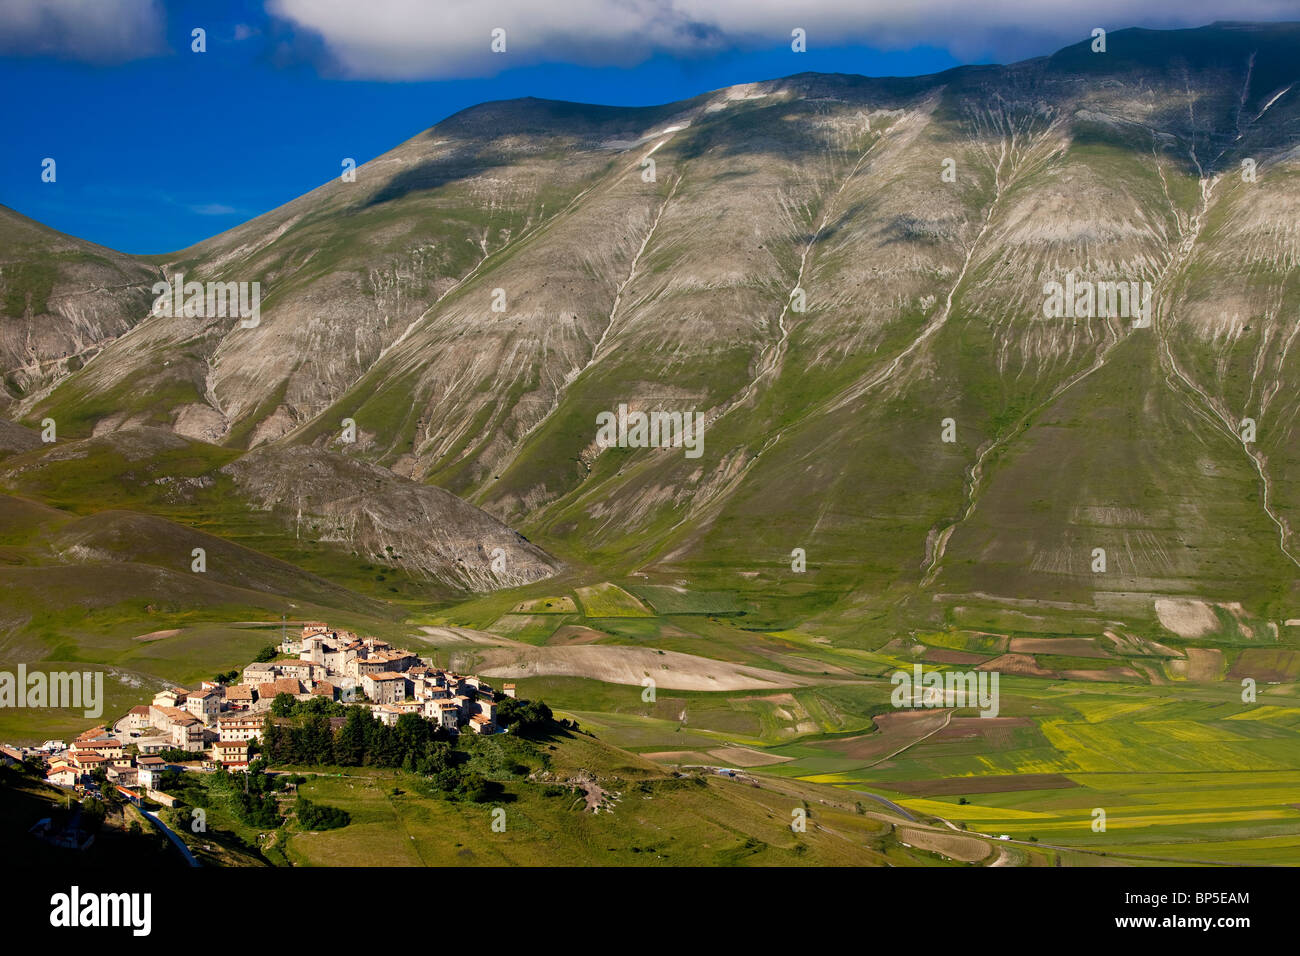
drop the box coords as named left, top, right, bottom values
left=189, top=203, right=240, bottom=216
left=267, top=0, right=1300, bottom=79
left=0, top=0, right=166, bottom=62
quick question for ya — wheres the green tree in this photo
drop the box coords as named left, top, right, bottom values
left=333, top=709, right=368, bottom=766
left=497, top=698, right=553, bottom=736
left=295, top=797, right=350, bottom=830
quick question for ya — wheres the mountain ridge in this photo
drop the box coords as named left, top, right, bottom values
left=6, top=20, right=1300, bottom=635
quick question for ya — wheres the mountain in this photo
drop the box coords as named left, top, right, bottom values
left=0, top=427, right=561, bottom=593
left=0, top=204, right=158, bottom=412
left=220, top=444, right=560, bottom=590
left=6, top=22, right=1300, bottom=865
left=11, top=20, right=1300, bottom=640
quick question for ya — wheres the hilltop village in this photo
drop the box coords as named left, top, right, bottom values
left=6, top=624, right=514, bottom=803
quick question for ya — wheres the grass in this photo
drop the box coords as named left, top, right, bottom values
left=276, top=729, right=917, bottom=867
left=628, top=585, right=741, bottom=615
left=487, top=613, right=573, bottom=645
left=574, top=583, right=654, bottom=617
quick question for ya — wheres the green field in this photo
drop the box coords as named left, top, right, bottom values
left=574, top=583, right=655, bottom=617
left=3, top=365, right=1299, bottom=866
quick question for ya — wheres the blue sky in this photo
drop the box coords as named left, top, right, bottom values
left=1, top=0, right=1292, bottom=254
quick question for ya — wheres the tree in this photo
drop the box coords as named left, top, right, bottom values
left=333, top=709, right=368, bottom=766
left=300, top=715, right=333, bottom=765
left=395, top=712, right=433, bottom=756
left=80, top=797, right=107, bottom=833
left=295, top=797, right=350, bottom=830
left=413, top=740, right=455, bottom=775
left=497, top=697, right=553, bottom=736
left=271, top=692, right=296, bottom=718
left=261, top=716, right=283, bottom=761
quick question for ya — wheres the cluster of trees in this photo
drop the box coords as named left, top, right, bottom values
left=295, top=797, right=349, bottom=830
left=230, top=789, right=281, bottom=828
left=207, top=762, right=285, bottom=828
left=78, top=795, right=107, bottom=833
left=421, top=766, right=500, bottom=803
left=270, top=692, right=349, bottom=719
left=156, top=747, right=202, bottom=763
left=258, top=705, right=551, bottom=803
left=261, top=708, right=453, bottom=771
left=496, top=697, right=554, bottom=735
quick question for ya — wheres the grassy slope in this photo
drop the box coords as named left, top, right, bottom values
left=264, top=729, right=971, bottom=867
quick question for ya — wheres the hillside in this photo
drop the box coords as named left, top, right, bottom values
left=13, top=23, right=1300, bottom=641
left=4, top=21, right=1300, bottom=865
left=0, top=427, right=561, bottom=593
left=0, top=204, right=158, bottom=413
left=166, top=723, right=1078, bottom=867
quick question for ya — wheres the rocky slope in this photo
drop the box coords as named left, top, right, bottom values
left=0, top=204, right=158, bottom=412
left=0, top=427, right=561, bottom=593
left=220, top=445, right=561, bottom=590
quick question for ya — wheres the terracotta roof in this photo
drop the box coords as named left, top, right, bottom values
left=257, top=678, right=303, bottom=697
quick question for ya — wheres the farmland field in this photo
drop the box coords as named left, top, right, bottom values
left=574, top=583, right=655, bottom=618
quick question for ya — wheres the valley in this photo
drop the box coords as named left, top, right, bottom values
left=3, top=22, right=1300, bottom=866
